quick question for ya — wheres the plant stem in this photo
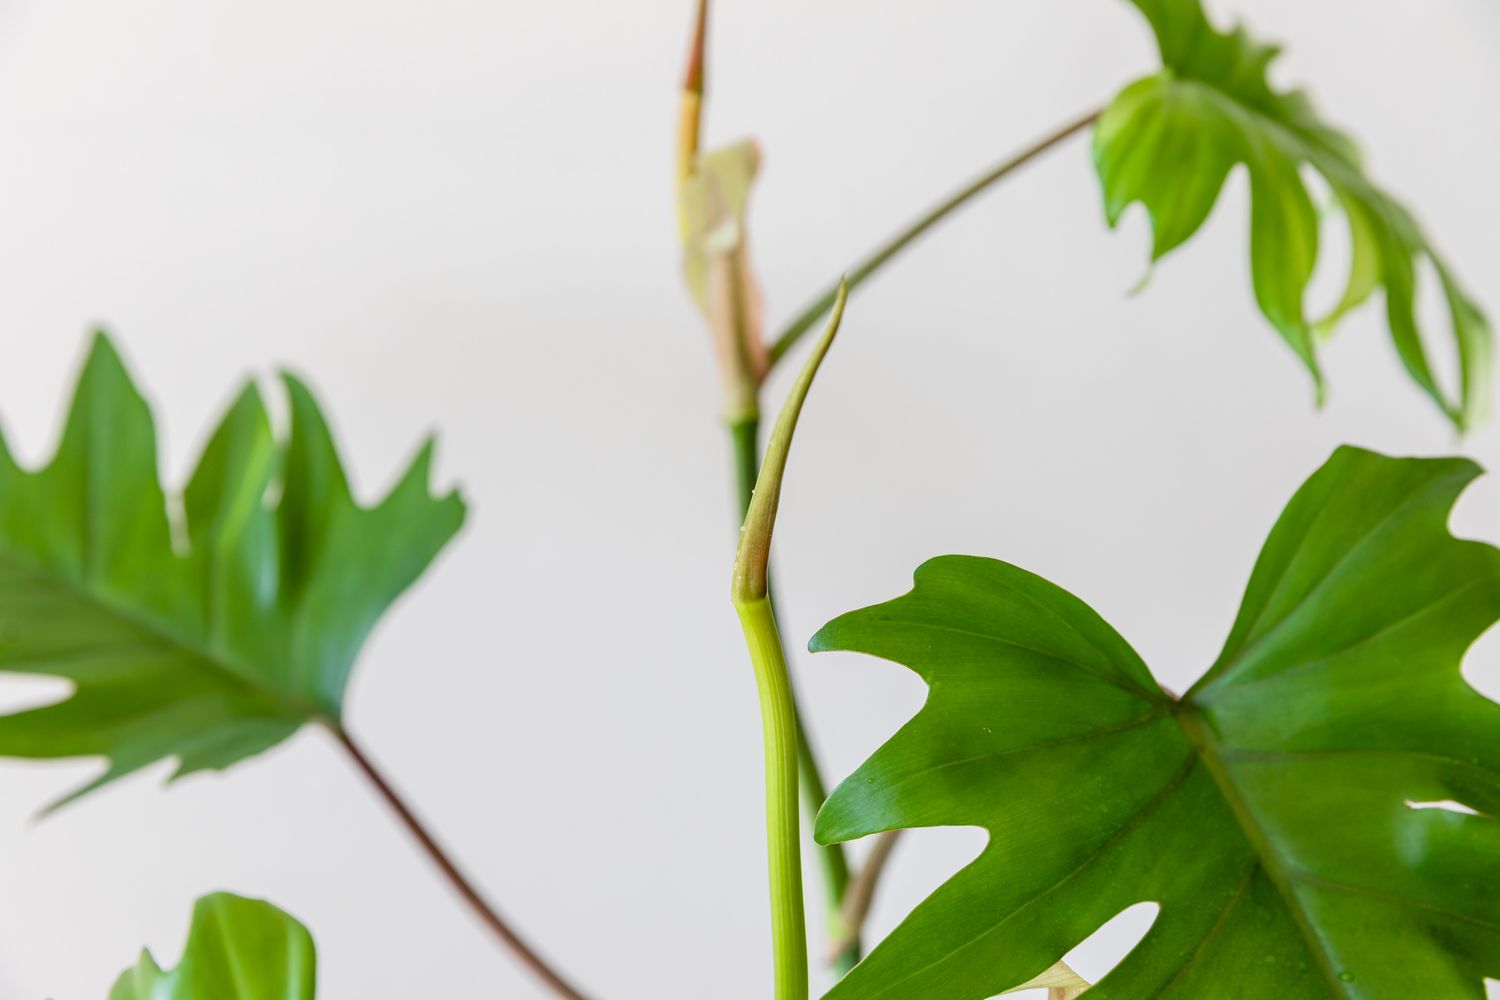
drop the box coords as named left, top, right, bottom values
left=828, top=830, right=901, bottom=964
left=724, top=103, right=1105, bottom=976
left=735, top=596, right=811, bottom=1000
left=733, top=282, right=847, bottom=999
left=767, top=106, right=1102, bottom=368
left=802, top=708, right=857, bottom=977
left=729, top=413, right=858, bottom=973
left=333, top=727, right=595, bottom=1000
left=728, top=415, right=762, bottom=517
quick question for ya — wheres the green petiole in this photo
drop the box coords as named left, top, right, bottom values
left=731, top=281, right=848, bottom=999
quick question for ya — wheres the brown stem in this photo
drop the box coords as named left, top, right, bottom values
left=827, top=830, right=901, bottom=963
left=767, top=105, right=1104, bottom=367
left=682, top=0, right=708, bottom=95
left=334, top=727, right=595, bottom=1000
left=676, top=0, right=710, bottom=192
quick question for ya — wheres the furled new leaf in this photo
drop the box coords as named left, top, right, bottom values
left=110, top=892, right=316, bottom=1000
left=679, top=139, right=769, bottom=419
left=0, top=334, right=464, bottom=807
left=1096, top=0, right=1490, bottom=427
left=815, top=446, right=1500, bottom=998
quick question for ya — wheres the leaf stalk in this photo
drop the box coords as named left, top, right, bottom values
left=333, top=727, right=595, bottom=1000
left=827, top=830, right=901, bottom=964
left=735, top=595, right=812, bottom=1000
left=730, top=412, right=859, bottom=973
left=675, top=0, right=710, bottom=234
left=767, top=107, right=1101, bottom=368
left=731, top=281, right=847, bottom=998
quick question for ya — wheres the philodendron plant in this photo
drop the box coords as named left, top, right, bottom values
left=0, top=1, right=1493, bottom=998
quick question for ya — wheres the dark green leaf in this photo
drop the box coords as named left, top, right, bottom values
left=0, top=334, right=464, bottom=808
left=815, top=446, right=1500, bottom=998
left=109, top=892, right=316, bottom=1000
left=1096, top=0, right=1491, bottom=428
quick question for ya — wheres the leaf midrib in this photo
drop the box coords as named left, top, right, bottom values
left=0, top=545, right=328, bottom=725
left=209, top=898, right=259, bottom=999
left=1176, top=706, right=1350, bottom=997
left=1190, top=468, right=1451, bottom=700
left=1158, top=72, right=1345, bottom=174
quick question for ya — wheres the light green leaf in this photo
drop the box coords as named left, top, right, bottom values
left=110, top=892, right=316, bottom=1000
left=1006, top=960, right=1089, bottom=995
left=815, top=446, right=1500, bottom=998
left=679, top=139, right=769, bottom=419
left=1096, top=0, right=1491, bottom=428
left=0, top=334, right=464, bottom=808
left=679, top=139, right=761, bottom=313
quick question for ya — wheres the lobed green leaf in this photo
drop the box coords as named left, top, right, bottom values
left=0, top=334, right=464, bottom=808
left=815, top=446, right=1500, bottom=998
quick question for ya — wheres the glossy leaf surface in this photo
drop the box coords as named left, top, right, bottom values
left=0, top=334, right=464, bottom=807
left=1096, top=0, right=1490, bottom=427
left=110, top=892, right=316, bottom=1000
left=815, top=447, right=1500, bottom=998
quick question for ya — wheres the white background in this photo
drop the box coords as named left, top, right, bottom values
left=0, top=0, right=1497, bottom=997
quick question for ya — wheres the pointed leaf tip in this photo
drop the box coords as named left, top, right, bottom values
left=412, top=435, right=450, bottom=494
left=77, top=328, right=135, bottom=388
left=731, top=279, right=847, bottom=604
left=88, top=327, right=118, bottom=354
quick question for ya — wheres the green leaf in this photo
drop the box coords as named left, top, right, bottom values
left=0, top=334, right=464, bottom=808
left=1096, top=0, right=1491, bottom=428
left=110, top=892, right=316, bottom=999
left=814, top=446, right=1500, bottom=998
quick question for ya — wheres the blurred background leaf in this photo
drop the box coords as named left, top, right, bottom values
left=110, top=892, right=316, bottom=1000
left=0, top=334, right=464, bottom=808
left=1096, top=0, right=1490, bottom=428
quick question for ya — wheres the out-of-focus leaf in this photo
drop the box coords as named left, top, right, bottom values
left=680, top=140, right=759, bottom=309
left=1096, top=0, right=1490, bottom=428
left=679, top=140, right=768, bottom=417
left=816, top=446, right=1500, bottom=998
left=1006, top=961, right=1089, bottom=995
left=109, top=892, right=315, bottom=1000
left=0, top=334, right=464, bottom=808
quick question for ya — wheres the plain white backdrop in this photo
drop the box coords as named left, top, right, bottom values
left=0, top=0, right=1497, bottom=996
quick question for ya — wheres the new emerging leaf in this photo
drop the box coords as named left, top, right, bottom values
left=815, top=446, right=1500, bottom=998
left=679, top=139, right=770, bottom=420
left=0, top=334, right=464, bottom=808
left=110, top=892, right=316, bottom=1000
left=1096, top=0, right=1491, bottom=427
